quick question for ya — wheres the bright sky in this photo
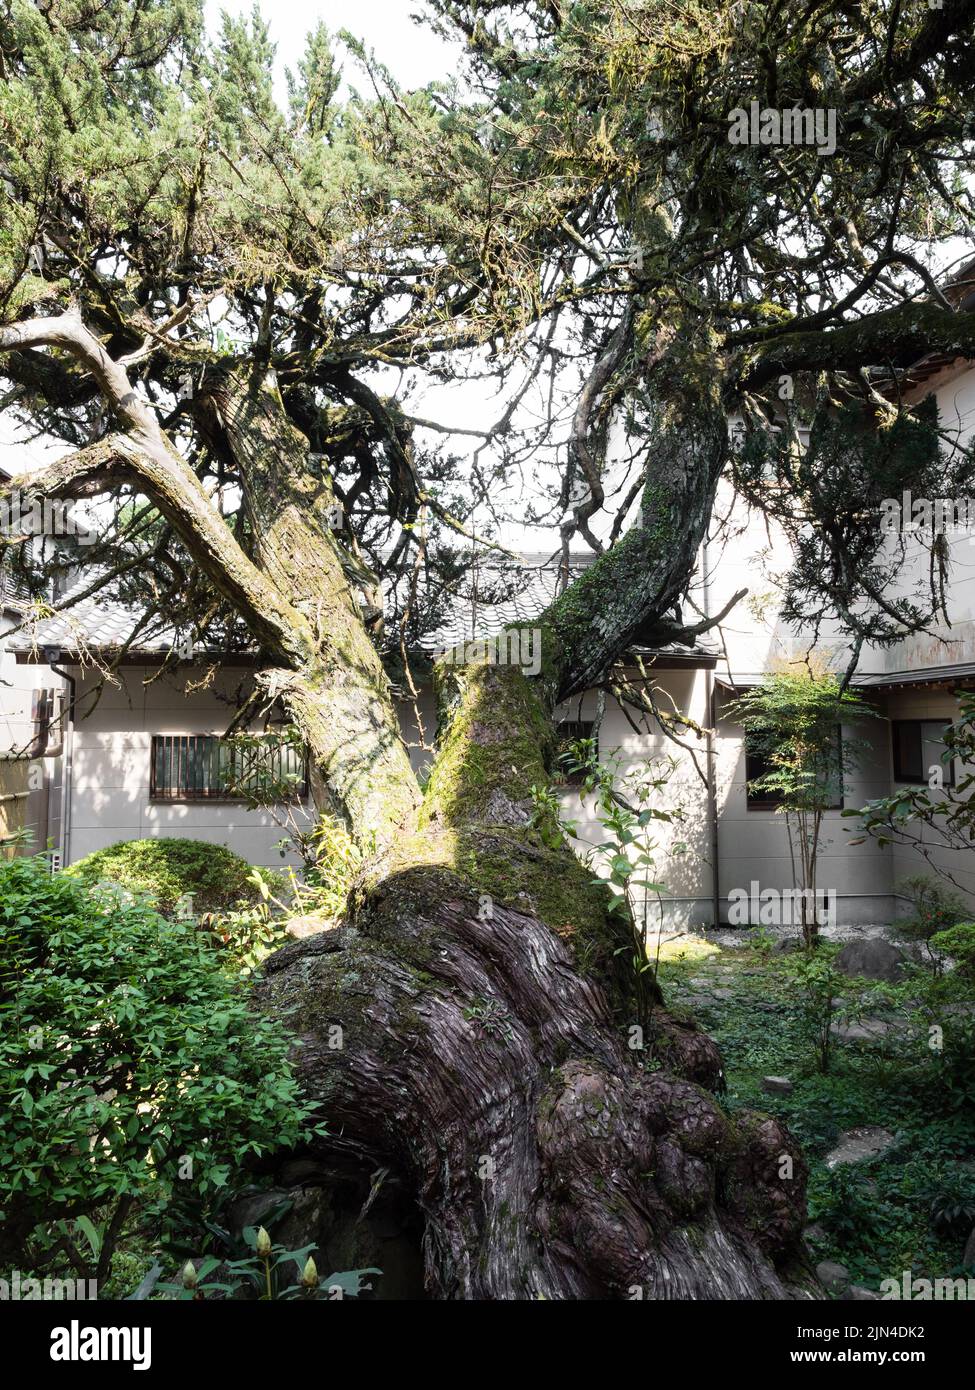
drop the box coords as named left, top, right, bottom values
left=202, top=0, right=462, bottom=98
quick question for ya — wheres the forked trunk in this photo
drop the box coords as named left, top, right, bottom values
left=255, top=657, right=817, bottom=1299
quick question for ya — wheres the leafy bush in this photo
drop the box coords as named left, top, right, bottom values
left=930, top=922, right=975, bottom=981
left=930, top=1017, right=975, bottom=1113
left=786, top=950, right=851, bottom=1074
left=896, top=875, right=968, bottom=952
left=161, top=1223, right=379, bottom=1301
left=67, top=836, right=261, bottom=916
left=0, top=856, right=318, bottom=1280
left=810, top=1165, right=888, bottom=1247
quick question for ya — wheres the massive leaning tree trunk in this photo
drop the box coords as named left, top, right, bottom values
left=0, top=311, right=815, bottom=1298
left=258, top=654, right=814, bottom=1299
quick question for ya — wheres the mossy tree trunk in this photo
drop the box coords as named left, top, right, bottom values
left=0, top=312, right=813, bottom=1298
left=259, top=655, right=814, bottom=1299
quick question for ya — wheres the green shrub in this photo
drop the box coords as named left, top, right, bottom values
left=0, top=856, right=318, bottom=1280
left=896, top=875, right=968, bottom=948
left=68, top=836, right=261, bottom=916
left=930, top=922, right=975, bottom=980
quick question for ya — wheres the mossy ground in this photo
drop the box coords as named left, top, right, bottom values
left=658, top=938, right=975, bottom=1294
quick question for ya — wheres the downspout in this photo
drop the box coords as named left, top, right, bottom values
left=48, top=655, right=75, bottom=870
left=702, top=537, right=721, bottom=928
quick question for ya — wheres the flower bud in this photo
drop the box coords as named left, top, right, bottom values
left=255, top=1226, right=272, bottom=1256
left=301, top=1255, right=319, bottom=1289
left=181, top=1260, right=198, bottom=1290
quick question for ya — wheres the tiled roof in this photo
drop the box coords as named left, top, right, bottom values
left=6, top=569, right=191, bottom=660
left=7, top=552, right=719, bottom=669
left=419, top=553, right=589, bottom=654
left=8, top=552, right=595, bottom=660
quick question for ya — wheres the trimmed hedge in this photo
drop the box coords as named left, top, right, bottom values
left=67, top=837, right=260, bottom=916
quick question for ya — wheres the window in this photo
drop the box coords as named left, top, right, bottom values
left=891, top=720, right=955, bottom=787
left=556, top=720, right=595, bottom=787
left=744, top=741, right=784, bottom=809
left=745, top=728, right=844, bottom=810
left=150, top=735, right=307, bottom=802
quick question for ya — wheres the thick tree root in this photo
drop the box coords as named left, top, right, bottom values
left=256, top=865, right=818, bottom=1300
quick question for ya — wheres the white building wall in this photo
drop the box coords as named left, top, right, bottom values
left=64, top=664, right=313, bottom=870
left=0, top=613, right=58, bottom=850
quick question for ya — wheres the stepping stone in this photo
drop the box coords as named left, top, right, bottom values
left=830, top=1018, right=896, bottom=1043
left=835, top=939, right=906, bottom=983
left=762, top=1076, right=794, bottom=1095
left=826, top=1125, right=896, bottom=1168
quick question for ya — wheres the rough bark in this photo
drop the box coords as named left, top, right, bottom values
left=549, top=330, right=730, bottom=698
left=256, top=659, right=817, bottom=1300
left=0, top=314, right=421, bottom=851
left=193, top=367, right=421, bottom=848
left=1, top=311, right=815, bottom=1299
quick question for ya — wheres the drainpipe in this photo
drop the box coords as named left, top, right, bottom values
left=47, top=650, right=75, bottom=870
left=702, top=537, right=721, bottom=928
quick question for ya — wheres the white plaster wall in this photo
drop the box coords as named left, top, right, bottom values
left=0, top=614, right=47, bottom=753
left=882, top=687, right=975, bottom=913
left=66, top=664, right=313, bottom=869
left=0, top=614, right=58, bottom=849
left=555, top=670, right=895, bottom=928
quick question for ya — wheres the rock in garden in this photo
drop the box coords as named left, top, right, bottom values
left=834, top=939, right=906, bottom=983
left=285, top=912, right=334, bottom=940
left=816, top=1261, right=850, bottom=1294
left=829, top=1018, right=895, bottom=1043
left=825, top=1125, right=896, bottom=1168
left=762, top=1076, right=794, bottom=1095
left=845, top=1285, right=880, bottom=1300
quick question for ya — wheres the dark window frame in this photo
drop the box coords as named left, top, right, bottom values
left=891, top=719, right=956, bottom=787
left=149, top=734, right=308, bottom=803
left=745, top=726, right=844, bottom=812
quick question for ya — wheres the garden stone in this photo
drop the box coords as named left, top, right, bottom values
left=285, top=912, right=334, bottom=941
left=228, top=1187, right=291, bottom=1238
left=762, top=1076, right=794, bottom=1095
left=825, top=1125, right=896, bottom=1168
left=816, top=1260, right=850, bottom=1294
left=835, top=938, right=906, bottom=983
left=845, top=1286, right=880, bottom=1301
left=773, top=937, right=798, bottom=953
left=830, top=1018, right=895, bottom=1043
left=804, top=1223, right=826, bottom=1244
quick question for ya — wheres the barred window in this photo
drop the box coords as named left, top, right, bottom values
left=150, top=735, right=307, bottom=802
